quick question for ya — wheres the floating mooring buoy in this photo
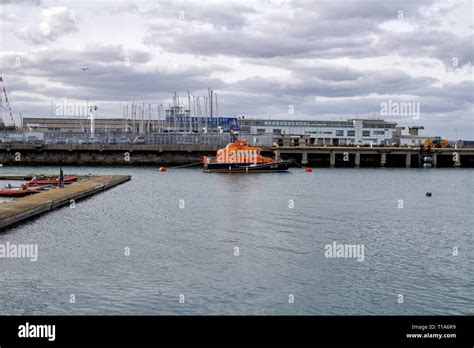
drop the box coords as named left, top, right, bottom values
left=305, top=167, right=312, bottom=172
left=159, top=167, right=167, bottom=172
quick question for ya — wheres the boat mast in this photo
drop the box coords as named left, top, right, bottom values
left=148, top=103, right=151, bottom=134
left=187, top=90, right=191, bottom=133
left=204, top=95, right=208, bottom=132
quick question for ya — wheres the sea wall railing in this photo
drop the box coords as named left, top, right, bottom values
left=0, top=131, right=232, bottom=146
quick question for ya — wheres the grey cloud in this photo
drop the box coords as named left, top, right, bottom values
left=376, top=31, right=473, bottom=68
left=144, top=0, right=472, bottom=67
left=143, top=1, right=255, bottom=29
left=2, top=45, right=228, bottom=103
left=18, top=6, right=78, bottom=45
left=0, top=44, right=152, bottom=73
left=229, top=68, right=438, bottom=99
left=1, top=0, right=41, bottom=4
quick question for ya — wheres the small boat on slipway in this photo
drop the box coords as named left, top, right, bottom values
left=203, top=140, right=290, bottom=173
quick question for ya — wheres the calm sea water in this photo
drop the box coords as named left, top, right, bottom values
left=0, top=166, right=472, bottom=315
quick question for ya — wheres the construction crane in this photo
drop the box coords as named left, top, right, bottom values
left=422, top=136, right=449, bottom=149
left=0, top=74, right=15, bottom=127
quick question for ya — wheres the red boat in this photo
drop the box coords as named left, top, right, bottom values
left=0, top=185, right=42, bottom=197
left=0, top=189, right=32, bottom=197
left=27, top=176, right=78, bottom=186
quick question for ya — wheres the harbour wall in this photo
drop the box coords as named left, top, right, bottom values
left=0, top=144, right=218, bottom=166
left=1, top=143, right=474, bottom=167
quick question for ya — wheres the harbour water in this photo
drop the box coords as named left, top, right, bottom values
left=0, top=166, right=472, bottom=315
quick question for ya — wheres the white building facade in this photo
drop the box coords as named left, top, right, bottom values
left=238, top=118, right=398, bottom=145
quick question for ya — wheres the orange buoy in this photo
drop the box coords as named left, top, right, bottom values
left=159, top=167, right=167, bottom=172
left=305, top=167, right=312, bottom=172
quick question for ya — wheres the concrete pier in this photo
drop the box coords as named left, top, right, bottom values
left=432, top=153, right=437, bottom=168
left=329, top=152, right=336, bottom=168
left=454, top=151, right=461, bottom=167
left=406, top=153, right=412, bottom=168
left=301, top=151, right=308, bottom=165
left=0, top=175, right=131, bottom=230
left=267, top=146, right=474, bottom=168
left=274, top=149, right=281, bottom=162
left=380, top=153, right=387, bottom=167
left=354, top=152, right=361, bottom=168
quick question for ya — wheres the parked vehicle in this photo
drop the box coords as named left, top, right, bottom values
left=133, top=136, right=146, bottom=144
left=117, top=137, right=131, bottom=144
left=25, top=136, right=43, bottom=145
left=53, top=137, right=66, bottom=144
left=2, top=134, right=25, bottom=143
left=107, top=137, right=117, bottom=145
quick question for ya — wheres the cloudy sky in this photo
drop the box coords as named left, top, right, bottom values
left=0, top=0, right=472, bottom=138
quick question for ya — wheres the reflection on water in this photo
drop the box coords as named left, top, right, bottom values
left=0, top=166, right=472, bottom=315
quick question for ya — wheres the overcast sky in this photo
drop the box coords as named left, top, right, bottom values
left=0, top=0, right=472, bottom=138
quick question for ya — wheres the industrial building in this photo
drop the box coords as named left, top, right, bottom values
left=22, top=117, right=166, bottom=134
left=20, top=116, right=430, bottom=146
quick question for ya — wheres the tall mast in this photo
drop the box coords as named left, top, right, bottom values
left=141, top=101, right=145, bottom=134
left=148, top=103, right=151, bottom=134
left=131, top=100, right=135, bottom=133
left=193, top=95, right=197, bottom=132
left=173, top=92, right=177, bottom=132
left=89, top=101, right=96, bottom=137
left=204, top=95, right=208, bottom=131
left=157, top=105, right=160, bottom=133
left=187, top=90, right=191, bottom=133
left=125, top=102, right=129, bottom=132
left=208, top=88, right=212, bottom=131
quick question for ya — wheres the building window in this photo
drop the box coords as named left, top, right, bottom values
left=347, top=130, right=355, bottom=136
left=273, top=129, right=282, bottom=135
left=362, top=130, right=370, bottom=137
left=373, top=130, right=385, bottom=135
left=257, top=128, right=265, bottom=134
left=336, top=130, right=344, bottom=136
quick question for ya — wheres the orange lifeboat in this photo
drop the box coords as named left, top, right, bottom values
left=203, top=139, right=290, bottom=173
